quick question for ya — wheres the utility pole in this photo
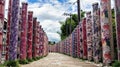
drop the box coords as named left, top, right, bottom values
left=77, top=0, right=81, bottom=23
left=70, top=14, right=72, bottom=34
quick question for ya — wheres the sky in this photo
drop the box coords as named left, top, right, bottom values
left=5, top=0, right=115, bottom=42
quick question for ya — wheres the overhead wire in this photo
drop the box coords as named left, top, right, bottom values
left=62, top=1, right=77, bottom=16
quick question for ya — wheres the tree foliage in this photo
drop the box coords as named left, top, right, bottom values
left=60, top=10, right=85, bottom=40
left=48, top=41, right=56, bottom=45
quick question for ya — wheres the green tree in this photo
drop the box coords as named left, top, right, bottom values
left=59, top=10, right=85, bottom=40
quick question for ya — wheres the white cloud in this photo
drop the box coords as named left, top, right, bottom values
left=81, top=0, right=100, bottom=11
left=40, top=20, right=61, bottom=42
left=40, top=20, right=61, bottom=32
left=20, top=0, right=28, bottom=4
left=81, top=0, right=114, bottom=11
left=68, top=0, right=76, bottom=3
left=28, top=3, right=66, bottom=21
left=27, top=1, right=67, bottom=42
left=47, top=32, right=61, bottom=42
left=5, top=0, right=9, bottom=19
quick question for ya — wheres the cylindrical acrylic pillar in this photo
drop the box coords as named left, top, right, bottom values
left=33, top=18, right=37, bottom=58
left=20, top=2, right=28, bottom=60
left=39, top=26, right=42, bottom=56
left=6, top=0, right=12, bottom=60
left=82, top=18, right=87, bottom=59
left=86, top=12, right=93, bottom=61
left=74, top=29, right=77, bottom=57
left=100, top=0, right=114, bottom=65
left=36, top=22, right=40, bottom=57
left=114, top=0, right=120, bottom=61
left=9, top=0, right=19, bottom=60
left=92, top=3, right=102, bottom=63
left=79, top=22, right=83, bottom=58
left=77, top=26, right=80, bottom=58
left=27, top=11, right=33, bottom=59
left=0, top=0, right=5, bottom=62
left=69, top=35, right=72, bottom=56
left=72, top=32, right=74, bottom=57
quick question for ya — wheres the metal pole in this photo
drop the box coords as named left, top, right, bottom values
left=70, top=14, right=72, bottom=34
left=77, top=0, right=81, bottom=23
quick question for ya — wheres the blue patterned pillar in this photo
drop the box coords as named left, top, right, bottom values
left=9, top=0, right=19, bottom=60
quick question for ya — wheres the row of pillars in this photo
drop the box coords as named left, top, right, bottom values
left=0, top=0, right=49, bottom=63
left=49, top=0, right=120, bottom=66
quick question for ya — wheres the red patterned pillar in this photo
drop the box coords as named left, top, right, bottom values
left=20, top=3, right=28, bottom=60
left=6, top=0, right=12, bottom=60
left=27, top=11, right=33, bottom=59
left=82, top=18, right=87, bottom=59
left=43, top=32, right=46, bottom=56
left=33, top=18, right=37, bottom=58
left=36, top=22, right=40, bottom=57
left=39, top=25, right=42, bottom=56
left=41, top=27, right=44, bottom=56
left=44, top=33, right=48, bottom=56
left=42, top=28, right=44, bottom=56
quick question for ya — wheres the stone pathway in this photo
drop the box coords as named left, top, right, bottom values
left=21, top=53, right=101, bottom=67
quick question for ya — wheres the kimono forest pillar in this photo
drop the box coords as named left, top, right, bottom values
left=114, top=0, right=120, bottom=61
left=86, top=12, right=93, bottom=61
left=92, top=3, right=102, bottom=63
left=100, top=0, right=114, bottom=65
left=20, top=2, right=28, bottom=60
left=9, top=0, right=19, bottom=60
left=0, top=0, right=5, bottom=62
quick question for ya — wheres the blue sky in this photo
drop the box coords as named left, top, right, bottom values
left=5, top=0, right=114, bottom=42
left=28, top=0, right=36, bottom=3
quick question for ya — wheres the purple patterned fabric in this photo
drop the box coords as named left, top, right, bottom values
left=9, top=0, right=19, bottom=60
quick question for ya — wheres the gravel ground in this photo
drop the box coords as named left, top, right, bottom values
left=21, top=53, right=101, bottom=67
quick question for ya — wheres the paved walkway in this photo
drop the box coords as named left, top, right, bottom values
left=21, top=53, right=101, bottom=67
